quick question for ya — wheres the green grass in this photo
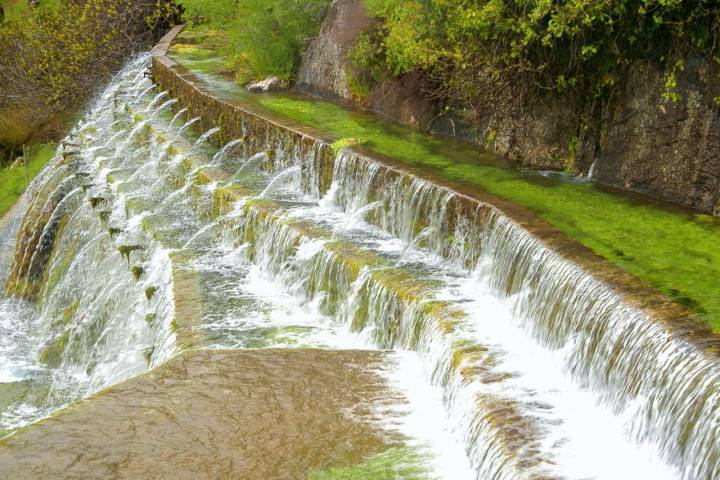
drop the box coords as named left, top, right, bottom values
left=308, top=448, right=431, bottom=480
left=169, top=29, right=720, bottom=331
left=0, top=143, right=56, bottom=217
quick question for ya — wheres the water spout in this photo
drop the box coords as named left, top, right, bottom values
left=149, top=98, right=178, bottom=119
left=212, top=139, right=243, bottom=164
left=399, top=226, right=437, bottom=260
left=588, top=159, right=597, bottom=179
left=193, top=127, right=221, bottom=149
left=169, top=108, right=188, bottom=128
left=231, top=151, right=267, bottom=180
left=182, top=223, right=217, bottom=249
left=136, top=85, right=155, bottom=100
left=175, top=117, right=201, bottom=138
left=258, top=166, right=300, bottom=199
left=144, top=90, right=168, bottom=112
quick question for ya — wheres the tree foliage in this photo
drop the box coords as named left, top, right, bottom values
left=0, top=0, right=181, bottom=156
left=360, top=0, right=720, bottom=113
left=179, top=0, right=330, bottom=83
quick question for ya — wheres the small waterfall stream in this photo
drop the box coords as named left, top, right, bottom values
left=0, top=54, right=718, bottom=480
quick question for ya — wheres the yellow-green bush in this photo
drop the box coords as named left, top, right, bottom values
left=0, top=0, right=181, bottom=157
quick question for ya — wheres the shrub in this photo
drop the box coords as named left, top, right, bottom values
left=179, top=0, right=330, bottom=83
left=0, top=0, right=181, bottom=155
left=360, top=0, right=720, bottom=112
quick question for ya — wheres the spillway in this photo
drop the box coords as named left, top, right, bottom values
left=0, top=49, right=718, bottom=480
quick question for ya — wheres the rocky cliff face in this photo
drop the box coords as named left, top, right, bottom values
left=296, top=0, right=439, bottom=131
left=598, top=59, right=720, bottom=214
left=298, top=0, right=720, bottom=215
left=296, top=0, right=368, bottom=101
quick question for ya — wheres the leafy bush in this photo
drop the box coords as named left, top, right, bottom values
left=179, top=0, right=330, bottom=83
left=0, top=0, right=181, bottom=155
left=178, top=0, right=236, bottom=24
left=360, top=0, right=720, bottom=111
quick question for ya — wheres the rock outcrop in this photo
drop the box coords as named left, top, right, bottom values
left=297, top=0, right=439, bottom=131
left=298, top=0, right=720, bottom=214
left=598, top=58, right=720, bottom=214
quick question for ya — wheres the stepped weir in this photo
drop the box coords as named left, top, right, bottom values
left=0, top=27, right=718, bottom=480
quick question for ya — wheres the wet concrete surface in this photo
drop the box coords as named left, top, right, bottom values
left=0, top=349, right=405, bottom=479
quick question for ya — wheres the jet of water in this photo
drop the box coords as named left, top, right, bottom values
left=212, top=139, right=243, bottom=165
left=399, top=226, right=437, bottom=260
left=175, top=117, right=200, bottom=139
left=193, top=127, right=221, bottom=149
left=169, top=108, right=188, bottom=128
left=231, top=152, right=268, bottom=181
left=258, top=166, right=300, bottom=199
left=149, top=99, right=178, bottom=119
left=144, top=91, right=168, bottom=112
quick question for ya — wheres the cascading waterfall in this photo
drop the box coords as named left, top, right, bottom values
left=2, top=51, right=718, bottom=480
left=212, top=136, right=716, bottom=478
left=0, top=55, right=178, bottom=429
left=319, top=152, right=720, bottom=480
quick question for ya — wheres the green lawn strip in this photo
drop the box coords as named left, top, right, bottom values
left=0, top=143, right=56, bottom=217
left=168, top=28, right=720, bottom=331
left=308, top=447, right=431, bottom=480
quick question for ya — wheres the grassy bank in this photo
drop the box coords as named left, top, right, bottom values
left=0, top=143, right=56, bottom=217
left=168, top=30, right=720, bottom=331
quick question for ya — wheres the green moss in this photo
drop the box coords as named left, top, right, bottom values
left=118, top=245, right=142, bottom=262
left=211, top=185, right=251, bottom=217
left=243, top=198, right=281, bottom=212
left=0, top=143, right=56, bottom=217
left=171, top=36, right=720, bottom=331
left=88, top=196, right=106, bottom=209
left=143, top=345, right=155, bottom=364
left=307, top=447, right=431, bottom=480
left=371, top=269, right=434, bottom=303
left=57, top=299, right=80, bottom=328
left=325, top=241, right=383, bottom=277
left=131, top=266, right=144, bottom=282
left=242, top=325, right=316, bottom=348
left=330, top=137, right=361, bottom=156
left=38, top=330, right=71, bottom=368
left=145, top=286, right=158, bottom=301
left=97, top=210, right=110, bottom=224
